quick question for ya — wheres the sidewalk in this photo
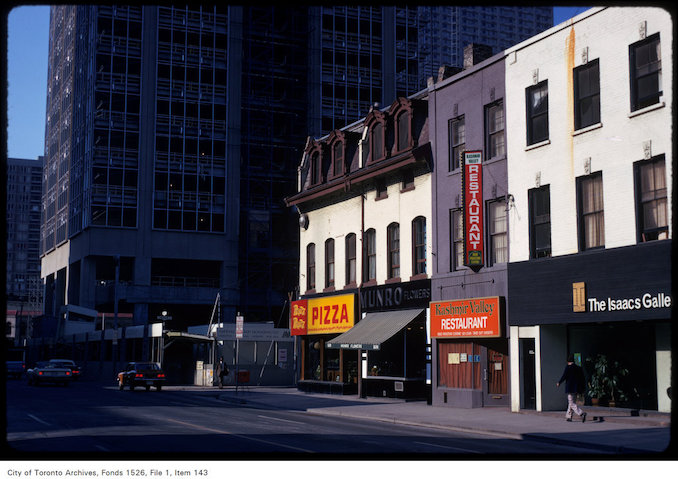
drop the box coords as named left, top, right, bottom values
left=205, top=385, right=673, bottom=455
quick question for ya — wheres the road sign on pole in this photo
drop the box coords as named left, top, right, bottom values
left=235, top=315, right=244, bottom=339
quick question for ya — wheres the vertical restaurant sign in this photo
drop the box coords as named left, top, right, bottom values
left=463, top=151, right=484, bottom=271
left=430, top=297, right=501, bottom=338
left=290, top=294, right=355, bottom=336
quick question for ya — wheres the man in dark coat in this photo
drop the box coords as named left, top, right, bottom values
left=216, top=356, right=228, bottom=389
left=556, top=354, right=587, bottom=422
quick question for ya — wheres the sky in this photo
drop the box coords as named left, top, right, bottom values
left=5, top=6, right=590, bottom=160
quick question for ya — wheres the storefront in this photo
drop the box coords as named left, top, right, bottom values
left=326, top=279, right=431, bottom=399
left=290, top=292, right=359, bottom=394
left=508, top=241, right=672, bottom=413
left=430, top=296, right=509, bottom=408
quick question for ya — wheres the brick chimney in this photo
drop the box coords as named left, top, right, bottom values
left=463, top=43, right=493, bottom=69
left=437, top=65, right=462, bottom=82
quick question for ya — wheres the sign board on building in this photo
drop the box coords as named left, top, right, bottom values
left=215, top=323, right=292, bottom=341
left=430, top=296, right=502, bottom=338
left=462, top=151, right=484, bottom=271
left=290, top=293, right=356, bottom=336
left=235, top=315, right=244, bottom=339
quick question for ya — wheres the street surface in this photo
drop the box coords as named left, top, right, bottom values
left=5, top=379, right=602, bottom=457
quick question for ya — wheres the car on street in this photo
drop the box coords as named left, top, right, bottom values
left=26, top=361, right=73, bottom=386
left=6, top=348, right=26, bottom=379
left=49, top=359, right=82, bottom=379
left=118, top=362, right=166, bottom=391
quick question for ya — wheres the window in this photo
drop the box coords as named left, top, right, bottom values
left=485, top=101, right=505, bottom=160
left=387, top=223, right=400, bottom=279
left=306, top=243, right=315, bottom=291
left=372, top=122, right=384, bottom=161
left=397, top=110, right=410, bottom=151
left=333, top=141, right=343, bottom=177
left=325, top=238, right=335, bottom=289
left=489, top=200, right=507, bottom=264
left=363, top=228, right=376, bottom=283
left=574, top=59, right=600, bottom=129
left=345, top=233, right=356, bottom=285
left=635, top=156, right=668, bottom=241
left=412, top=217, right=426, bottom=276
left=630, top=33, right=662, bottom=111
left=577, top=173, right=605, bottom=250
left=310, top=152, right=321, bottom=186
left=526, top=81, right=548, bottom=145
left=450, top=209, right=465, bottom=270
left=376, top=178, right=388, bottom=199
left=449, top=116, right=465, bottom=171
left=529, top=185, right=551, bottom=258
left=402, top=169, right=414, bottom=191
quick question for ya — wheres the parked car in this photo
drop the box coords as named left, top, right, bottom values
left=6, top=348, right=26, bottom=379
left=49, top=359, right=82, bottom=379
left=27, top=361, right=73, bottom=386
left=117, top=362, right=166, bottom=391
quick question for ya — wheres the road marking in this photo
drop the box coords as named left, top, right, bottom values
left=27, top=414, right=51, bottom=426
left=414, top=441, right=480, bottom=454
left=165, top=417, right=314, bottom=453
left=257, top=414, right=305, bottom=425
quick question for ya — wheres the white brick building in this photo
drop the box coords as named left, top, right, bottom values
left=505, top=7, right=672, bottom=413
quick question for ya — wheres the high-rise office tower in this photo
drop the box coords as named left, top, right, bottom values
left=40, top=5, right=553, bottom=333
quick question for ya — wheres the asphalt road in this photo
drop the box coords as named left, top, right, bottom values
left=4, top=379, right=594, bottom=457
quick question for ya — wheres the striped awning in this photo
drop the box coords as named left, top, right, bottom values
left=325, top=309, right=423, bottom=350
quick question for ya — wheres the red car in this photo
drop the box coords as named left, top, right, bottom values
left=118, top=362, right=166, bottom=391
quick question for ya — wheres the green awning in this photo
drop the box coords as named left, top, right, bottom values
left=325, top=309, right=423, bottom=350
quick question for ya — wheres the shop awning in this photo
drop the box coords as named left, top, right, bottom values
left=325, top=309, right=423, bottom=350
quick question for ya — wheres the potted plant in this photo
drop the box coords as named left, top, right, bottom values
left=585, top=354, right=632, bottom=407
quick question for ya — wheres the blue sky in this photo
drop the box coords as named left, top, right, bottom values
left=5, top=6, right=589, bottom=160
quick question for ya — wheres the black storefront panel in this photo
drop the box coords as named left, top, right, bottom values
left=508, top=241, right=672, bottom=326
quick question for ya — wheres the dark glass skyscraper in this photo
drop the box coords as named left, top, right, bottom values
left=40, top=5, right=552, bottom=332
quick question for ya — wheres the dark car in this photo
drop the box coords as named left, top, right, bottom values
left=49, top=359, right=82, bottom=379
left=27, top=361, right=73, bottom=386
left=117, top=362, right=166, bottom=391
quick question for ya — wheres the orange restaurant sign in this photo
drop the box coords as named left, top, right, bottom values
left=430, top=296, right=502, bottom=338
left=290, top=294, right=355, bottom=336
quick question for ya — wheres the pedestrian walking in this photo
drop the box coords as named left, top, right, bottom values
left=216, top=356, right=228, bottom=389
left=556, top=354, right=587, bottom=422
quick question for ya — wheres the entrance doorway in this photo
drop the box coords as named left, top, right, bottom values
left=520, top=338, right=536, bottom=409
left=483, top=341, right=509, bottom=406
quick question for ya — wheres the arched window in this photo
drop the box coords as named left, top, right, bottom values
left=325, top=238, right=335, bottom=288
left=310, top=152, right=321, bottom=186
left=397, top=110, right=410, bottom=151
left=345, top=233, right=356, bottom=285
left=387, top=222, right=400, bottom=279
left=372, top=122, right=384, bottom=161
left=333, top=141, right=343, bottom=177
left=306, top=243, right=315, bottom=291
left=363, top=228, right=376, bottom=283
left=412, top=216, right=426, bottom=276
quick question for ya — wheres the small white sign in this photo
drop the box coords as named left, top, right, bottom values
left=235, top=316, right=244, bottom=339
left=278, top=348, right=287, bottom=363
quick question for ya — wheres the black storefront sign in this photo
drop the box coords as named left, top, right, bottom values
left=508, top=241, right=672, bottom=325
left=360, top=279, right=431, bottom=312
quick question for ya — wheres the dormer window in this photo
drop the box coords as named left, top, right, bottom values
left=333, top=141, right=344, bottom=177
left=396, top=110, right=410, bottom=151
left=372, top=122, right=384, bottom=161
left=311, top=152, right=321, bottom=186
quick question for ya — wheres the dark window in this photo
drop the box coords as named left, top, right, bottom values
left=345, top=233, right=356, bottom=285
left=376, top=178, right=387, bottom=199
left=402, top=169, right=414, bottom=190
left=310, top=152, right=321, bottom=186
left=412, top=217, right=426, bottom=275
left=526, top=81, right=549, bottom=145
left=306, top=243, right=315, bottom=291
left=397, top=111, right=410, bottom=151
left=630, top=33, right=662, bottom=111
left=489, top=200, right=507, bottom=264
left=577, top=173, right=605, bottom=250
left=387, top=223, right=400, bottom=279
left=529, top=185, right=551, bottom=258
left=574, top=59, right=600, bottom=129
left=485, top=101, right=505, bottom=160
left=450, top=209, right=464, bottom=271
left=333, top=141, right=343, bottom=177
left=635, top=156, right=668, bottom=241
left=325, top=238, right=335, bottom=288
left=363, top=228, right=376, bottom=282
left=449, top=116, right=465, bottom=171
left=372, top=122, right=384, bottom=161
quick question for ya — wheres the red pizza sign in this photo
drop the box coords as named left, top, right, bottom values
left=463, top=151, right=484, bottom=271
